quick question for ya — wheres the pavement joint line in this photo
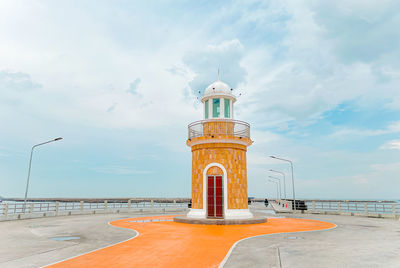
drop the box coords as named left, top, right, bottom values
left=277, top=247, right=282, bottom=268
left=44, top=214, right=181, bottom=267
left=43, top=219, right=140, bottom=267
left=218, top=221, right=338, bottom=268
left=44, top=216, right=336, bottom=268
left=2, top=244, right=78, bottom=264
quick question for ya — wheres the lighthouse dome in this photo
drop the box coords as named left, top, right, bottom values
left=201, top=79, right=236, bottom=120
left=205, top=80, right=231, bottom=94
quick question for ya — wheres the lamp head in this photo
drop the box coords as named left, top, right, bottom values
left=54, top=137, right=63, bottom=141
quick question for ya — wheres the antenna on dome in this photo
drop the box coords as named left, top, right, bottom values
left=217, top=68, right=220, bottom=81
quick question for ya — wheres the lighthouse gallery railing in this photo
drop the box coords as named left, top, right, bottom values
left=188, top=119, right=250, bottom=139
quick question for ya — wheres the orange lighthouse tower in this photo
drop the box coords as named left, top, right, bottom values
left=185, top=79, right=254, bottom=220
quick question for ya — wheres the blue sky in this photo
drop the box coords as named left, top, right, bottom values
left=0, top=0, right=399, bottom=199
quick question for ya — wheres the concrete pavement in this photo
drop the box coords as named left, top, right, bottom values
left=0, top=211, right=399, bottom=267
left=0, top=213, right=138, bottom=267
left=224, top=213, right=400, bottom=268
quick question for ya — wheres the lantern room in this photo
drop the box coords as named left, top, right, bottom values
left=202, top=80, right=236, bottom=120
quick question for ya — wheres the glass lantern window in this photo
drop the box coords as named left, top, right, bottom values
left=213, top=98, right=220, bottom=117
left=224, top=99, right=230, bottom=118
left=205, top=100, right=209, bottom=119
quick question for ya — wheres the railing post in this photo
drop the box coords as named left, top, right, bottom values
left=312, top=201, right=316, bottom=211
left=151, top=200, right=154, bottom=208
left=128, top=199, right=131, bottom=210
left=364, top=203, right=368, bottom=215
left=80, top=201, right=84, bottom=211
left=55, top=202, right=59, bottom=215
left=337, top=202, right=341, bottom=213
left=3, top=203, right=8, bottom=216
left=30, top=203, right=34, bottom=213
left=392, top=203, right=396, bottom=218
left=287, top=200, right=292, bottom=211
left=173, top=200, right=176, bottom=208
left=104, top=200, right=108, bottom=210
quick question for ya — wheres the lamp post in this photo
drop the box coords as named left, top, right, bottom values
left=268, top=176, right=281, bottom=199
left=23, top=137, right=63, bottom=212
left=270, top=155, right=296, bottom=209
left=268, top=179, right=279, bottom=200
left=270, top=169, right=286, bottom=199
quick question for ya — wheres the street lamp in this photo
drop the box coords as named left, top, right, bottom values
left=268, top=175, right=281, bottom=199
left=23, top=137, right=63, bottom=212
left=270, top=155, right=296, bottom=208
left=268, top=179, right=279, bottom=200
left=270, top=169, right=286, bottom=199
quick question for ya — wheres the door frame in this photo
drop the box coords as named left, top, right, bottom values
left=203, top=163, right=228, bottom=218
left=207, top=175, right=224, bottom=218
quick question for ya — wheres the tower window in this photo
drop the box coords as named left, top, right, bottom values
left=205, top=100, right=209, bottom=119
left=224, top=99, right=230, bottom=118
left=213, top=98, right=220, bottom=118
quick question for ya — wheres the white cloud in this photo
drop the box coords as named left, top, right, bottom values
left=183, top=39, right=246, bottom=95
left=352, top=175, right=369, bottom=185
left=380, top=140, right=400, bottom=150
left=1, top=1, right=400, bottom=198
left=371, top=162, right=400, bottom=172
left=329, top=121, right=400, bottom=139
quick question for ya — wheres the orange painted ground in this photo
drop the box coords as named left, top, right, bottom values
left=49, top=215, right=335, bottom=268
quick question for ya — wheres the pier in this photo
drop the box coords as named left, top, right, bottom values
left=0, top=199, right=399, bottom=267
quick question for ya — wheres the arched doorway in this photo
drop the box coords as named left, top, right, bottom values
left=206, top=166, right=224, bottom=218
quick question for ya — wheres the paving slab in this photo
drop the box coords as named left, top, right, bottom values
left=224, top=213, right=400, bottom=268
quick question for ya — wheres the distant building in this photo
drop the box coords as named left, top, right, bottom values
left=186, top=79, right=253, bottom=220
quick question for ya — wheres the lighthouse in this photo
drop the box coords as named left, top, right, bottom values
left=184, top=79, right=255, bottom=221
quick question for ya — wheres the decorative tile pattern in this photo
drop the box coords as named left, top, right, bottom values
left=190, top=141, right=249, bottom=210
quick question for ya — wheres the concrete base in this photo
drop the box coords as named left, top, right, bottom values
left=173, top=216, right=267, bottom=225
left=186, top=208, right=254, bottom=219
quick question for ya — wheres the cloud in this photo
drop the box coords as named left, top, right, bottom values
left=329, top=121, right=400, bottom=138
left=380, top=140, right=400, bottom=150
left=352, top=175, right=369, bottom=185
left=1, top=1, right=400, bottom=198
left=310, top=0, right=400, bottom=63
left=236, top=0, right=400, bottom=130
left=371, top=161, right=400, bottom=172
left=183, top=39, right=247, bottom=94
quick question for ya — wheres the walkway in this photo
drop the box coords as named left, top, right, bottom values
left=49, top=215, right=335, bottom=268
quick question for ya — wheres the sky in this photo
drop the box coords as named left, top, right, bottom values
left=0, top=0, right=399, bottom=200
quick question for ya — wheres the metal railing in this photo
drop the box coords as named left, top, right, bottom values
left=250, top=198, right=400, bottom=218
left=188, top=119, right=250, bottom=139
left=303, top=200, right=399, bottom=217
left=1, top=200, right=189, bottom=216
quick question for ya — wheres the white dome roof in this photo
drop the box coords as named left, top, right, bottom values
left=204, top=80, right=231, bottom=95
left=203, top=80, right=236, bottom=101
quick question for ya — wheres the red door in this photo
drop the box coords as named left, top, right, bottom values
left=207, top=175, right=223, bottom=218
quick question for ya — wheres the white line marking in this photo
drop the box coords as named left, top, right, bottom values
left=42, top=219, right=142, bottom=267
left=218, top=220, right=338, bottom=268
left=44, top=214, right=179, bottom=267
